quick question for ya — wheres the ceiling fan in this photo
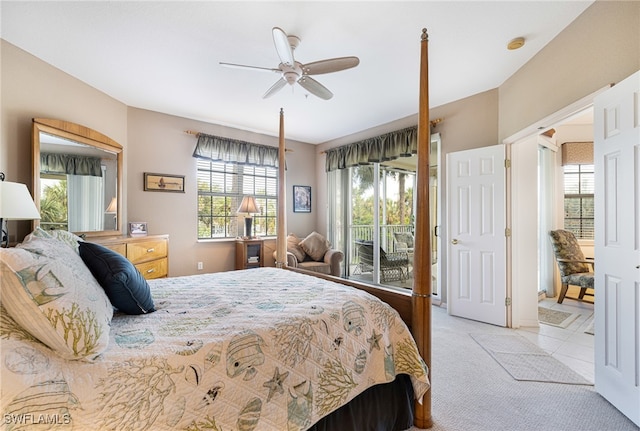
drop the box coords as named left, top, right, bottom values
left=220, top=27, right=359, bottom=100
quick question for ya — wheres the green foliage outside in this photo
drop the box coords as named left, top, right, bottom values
left=351, top=165, right=414, bottom=227
left=40, top=179, right=68, bottom=230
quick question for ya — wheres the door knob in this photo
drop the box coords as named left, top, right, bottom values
left=451, top=238, right=459, bottom=245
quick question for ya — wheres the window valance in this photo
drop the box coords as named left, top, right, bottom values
left=561, top=142, right=593, bottom=166
left=40, top=153, right=103, bottom=177
left=193, top=133, right=280, bottom=168
left=325, top=126, right=417, bottom=172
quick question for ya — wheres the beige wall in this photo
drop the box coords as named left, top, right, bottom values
left=499, top=0, right=640, bottom=141
left=1, top=40, right=128, bottom=243
left=1, top=41, right=317, bottom=275
left=126, top=108, right=316, bottom=276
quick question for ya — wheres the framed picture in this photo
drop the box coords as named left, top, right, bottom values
left=144, top=172, right=185, bottom=192
left=293, top=185, right=311, bottom=213
left=128, top=222, right=148, bottom=236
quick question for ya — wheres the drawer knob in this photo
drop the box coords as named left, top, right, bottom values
left=147, top=248, right=155, bottom=253
left=146, top=268, right=155, bottom=273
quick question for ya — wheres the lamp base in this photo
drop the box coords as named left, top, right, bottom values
left=244, top=217, right=253, bottom=239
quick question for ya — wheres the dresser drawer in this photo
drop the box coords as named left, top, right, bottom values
left=135, top=257, right=168, bottom=280
left=126, top=239, right=168, bottom=264
left=101, top=243, right=126, bottom=256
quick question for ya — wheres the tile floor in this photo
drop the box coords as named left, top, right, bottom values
left=516, top=296, right=595, bottom=383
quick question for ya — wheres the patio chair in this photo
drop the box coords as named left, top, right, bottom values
left=354, top=239, right=410, bottom=283
left=548, top=229, right=595, bottom=304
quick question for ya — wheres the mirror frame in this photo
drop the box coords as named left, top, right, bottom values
left=32, top=118, right=123, bottom=238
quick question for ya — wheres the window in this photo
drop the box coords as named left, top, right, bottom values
left=197, top=159, right=278, bottom=239
left=563, top=164, right=594, bottom=239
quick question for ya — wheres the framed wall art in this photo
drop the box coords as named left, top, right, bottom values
left=144, top=172, right=185, bottom=192
left=293, top=185, right=311, bottom=213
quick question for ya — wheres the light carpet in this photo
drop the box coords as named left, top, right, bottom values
left=538, top=306, right=579, bottom=328
left=470, top=333, right=592, bottom=385
left=403, top=307, right=637, bottom=431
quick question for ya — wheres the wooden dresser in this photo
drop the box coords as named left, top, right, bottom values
left=91, top=234, right=169, bottom=280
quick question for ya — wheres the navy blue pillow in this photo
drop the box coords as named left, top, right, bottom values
left=78, top=241, right=155, bottom=314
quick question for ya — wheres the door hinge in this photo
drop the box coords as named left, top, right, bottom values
left=505, top=297, right=512, bottom=306
left=505, top=228, right=512, bottom=237
left=504, top=159, right=511, bottom=168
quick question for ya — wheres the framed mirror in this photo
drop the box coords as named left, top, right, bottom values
left=32, top=118, right=122, bottom=238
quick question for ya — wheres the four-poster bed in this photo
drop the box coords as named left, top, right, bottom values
left=277, top=28, right=433, bottom=428
left=0, top=28, right=432, bottom=431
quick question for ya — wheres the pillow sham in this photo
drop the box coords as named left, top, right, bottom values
left=25, top=227, right=85, bottom=253
left=79, top=241, right=155, bottom=315
left=299, top=231, right=330, bottom=262
left=286, top=233, right=307, bottom=262
left=1, top=237, right=113, bottom=360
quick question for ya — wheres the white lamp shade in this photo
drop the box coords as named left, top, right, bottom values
left=105, top=197, right=117, bottom=213
left=237, top=196, right=260, bottom=214
left=0, top=181, right=40, bottom=220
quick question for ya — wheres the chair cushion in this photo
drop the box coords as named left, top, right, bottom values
left=563, top=272, right=595, bottom=289
left=79, top=242, right=155, bottom=315
left=298, top=261, right=332, bottom=275
left=286, top=233, right=307, bottom=262
left=299, top=231, right=330, bottom=261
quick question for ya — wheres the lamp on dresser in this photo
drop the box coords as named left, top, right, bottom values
left=0, top=172, right=41, bottom=247
left=237, top=196, right=260, bottom=239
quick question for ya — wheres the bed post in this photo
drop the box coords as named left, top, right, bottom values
left=412, top=28, right=433, bottom=429
left=276, top=108, right=287, bottom=268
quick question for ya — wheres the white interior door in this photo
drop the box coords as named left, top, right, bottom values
left=593, top=70, right=640, bottom=427
left=447, top=145, right=507, bottom=326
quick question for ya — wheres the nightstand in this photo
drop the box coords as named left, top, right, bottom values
left=235, top=238, right=264, bottom=270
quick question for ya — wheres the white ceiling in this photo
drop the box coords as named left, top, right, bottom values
left=1, top=1, right=594, bottom=144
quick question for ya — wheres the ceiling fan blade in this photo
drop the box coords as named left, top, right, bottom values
left=272, top=27, right=295, bottom=66
left=220, top=62, right=280, bottom=73
left=297, top=76, right=333, bottom=100
left=263, top=78, right=288, bottom=99
left=302, top=56, right=360, bottom=75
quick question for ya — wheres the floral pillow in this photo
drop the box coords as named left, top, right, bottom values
left=0, top=236, right=113, bottom=360
left=26, top=227, right=85, bottom=254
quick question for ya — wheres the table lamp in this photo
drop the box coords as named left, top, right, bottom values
left=237, top=196, right=260, bottom=239
left=0, top=173, right=41, bottom=247
left=105, top=197, right=117, bottom=229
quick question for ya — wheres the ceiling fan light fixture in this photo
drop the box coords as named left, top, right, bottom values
left=507, top=37, right=525, bottom=50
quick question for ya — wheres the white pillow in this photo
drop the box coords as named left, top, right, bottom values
left=0, top=236, right=113, bottom=360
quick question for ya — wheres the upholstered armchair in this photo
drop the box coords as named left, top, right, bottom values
left=275, top=232, right=344, bottom=277
left=548, top=229, right=595, bottom=304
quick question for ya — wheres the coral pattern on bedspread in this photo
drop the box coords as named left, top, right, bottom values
left=1, top=267, right=429, bottom=431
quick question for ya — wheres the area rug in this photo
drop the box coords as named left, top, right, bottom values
left=538, top=306, right=579, bottom=328
left=470, top=333, right=592, bottom=385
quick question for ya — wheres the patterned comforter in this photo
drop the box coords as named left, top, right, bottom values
left=1, top=267, right=430, bottom=431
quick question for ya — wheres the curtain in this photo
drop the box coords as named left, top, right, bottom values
left=67, top=173, right=104, bottom=232
left=561, top=142, right=593, bottom=165
left=193, top=133, right=280, bottom=167
left=325, top=126, right=418, bottom=172
left=41, top=153, right=103, bottom=176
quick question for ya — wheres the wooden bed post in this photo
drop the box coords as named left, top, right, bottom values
left=276, top=108, right=287, bottom=268
left=412, top=28, right=433, bottom=429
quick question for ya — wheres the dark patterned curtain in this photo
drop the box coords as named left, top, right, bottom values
left=40, top=153, right=102, bottom=176
left=193, top=133, right=280, bottom=168
left=325, top=126, right=417, bottom=172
